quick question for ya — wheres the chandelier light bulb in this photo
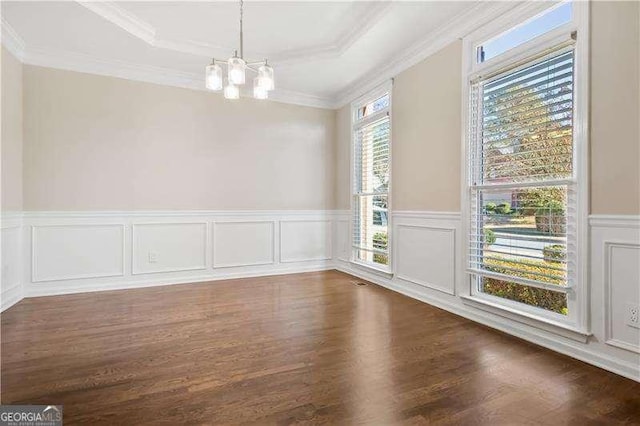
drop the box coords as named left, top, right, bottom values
left=224, top=80, right=240, bottom=100
left=257, top=64, right=275, bottom=91
left=228, top=56, right=246, bottom=85
left=253, top=77, right=268, bottom=100
left=205, top=61, right=222, bottom=91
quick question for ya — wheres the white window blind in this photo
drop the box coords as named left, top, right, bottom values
left=468, top=45, right=576, bottom=316
left=353, top=91, right=390, bottom=268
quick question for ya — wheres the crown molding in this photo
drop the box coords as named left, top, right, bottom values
left=76, top=1, right=390, bottom=66
left=22, top=45, right=335, bottom=109
left=76, top=1, right=238, bottom=59
left=77, top=1, right=156, bottom=45
left=1, top=18, right=25, bottom=61
left=332, top=1, right=518, bottom=108
left=271, top=2, right=392, bottom=65
left=3, top=1, right=519, bottom=111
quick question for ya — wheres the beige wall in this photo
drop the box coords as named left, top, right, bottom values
left=392, top=40, right=462, bottom=212
left=1, top=47, right=23, bottom=212
left=334, top=105, right=351, bottom=210
left=23, top=66, right=336, bottom=211
left=590, top=0, right=640, bottom=215
left=334, top=2, right=640, bottom=215
left=15, top=1, right=640, bottom=214
left=333, top=41, right=463, bottom=213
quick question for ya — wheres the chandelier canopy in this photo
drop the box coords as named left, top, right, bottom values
left=205, top=0, right=275, bottom=100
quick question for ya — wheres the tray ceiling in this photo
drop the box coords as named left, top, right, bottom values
left=1, top=1, right=506, bottom=108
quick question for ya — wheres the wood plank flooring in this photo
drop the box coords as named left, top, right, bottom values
left=2, top=270, right=639, bottom=425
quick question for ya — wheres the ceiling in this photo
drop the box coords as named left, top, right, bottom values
left=1, top=1, right=504, bottom=108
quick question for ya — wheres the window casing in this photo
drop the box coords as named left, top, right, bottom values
left=352, top=86, right=391, bottom=271
left=464, top=1, right=588, bottom=330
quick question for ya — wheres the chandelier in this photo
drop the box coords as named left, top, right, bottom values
left=205, top=0, right=275, bottom=100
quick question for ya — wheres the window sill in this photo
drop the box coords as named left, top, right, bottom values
left=349, top=260, right=393, bottom=279
left=461, top=295, right=591, bottom=343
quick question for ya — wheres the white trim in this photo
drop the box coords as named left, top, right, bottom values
left=31, top=224, right=126, bottom=283
left=461, top=295, right=589, bottom=342
left=1, top=284, right=23, bottom=312
left=27, top=263, right=335, bottom=299
left=271, top=2, right=392, bottom=65
left=211, top=221, right=276, bottom=269
left=460, top=0, right=590, bottom=333
left=603, top=241, right=640, bottom=354
left=350, top=81, right=393, bottom=273
left=21, top=46, right=335, bottom=109
left=21, top=210, right=348, bottom=219
left=279, top=219, right=333, bottom=263
left=0, top=18, right=25, bottom=61
left=395, top=224, right=456, bottom=296
left=335, top=264, right=640, bottom=382
left=76, top=1, right=391, bottom=65
left=333, top=2, right=517, bottom=108
left=589, top=215, right=640, bottom=229
left=392, top=211, right=461, bottom=221
left=2, top=1, right=520, bottom=110
left=130, top=222, right=209, bottom=275
left=77, top=1, right=156, bottom=45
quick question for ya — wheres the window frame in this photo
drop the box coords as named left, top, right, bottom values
left=460, top=1, right=589, bottom=336
left=350, top=81, right=393, bottom=273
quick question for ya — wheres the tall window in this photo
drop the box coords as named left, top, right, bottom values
left=467, top=2, right=583, bottom=322
left=352, top=88, right=391, bottom=269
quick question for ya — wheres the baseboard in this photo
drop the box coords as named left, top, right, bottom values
left=1, top=284, right=23, bottom=312
left=335, top=263, right=640, bottom=383
left=26, top=262, right=335, bottom=298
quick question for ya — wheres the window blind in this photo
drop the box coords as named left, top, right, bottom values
left=468, top=46, right=576, bottom=312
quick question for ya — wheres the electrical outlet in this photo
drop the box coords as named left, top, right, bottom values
left=148, top=251, right=158, bottom=263
left=626, top=304, right=640, bottom=329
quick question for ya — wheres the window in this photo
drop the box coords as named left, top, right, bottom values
left=466, top=2, right=585, bottom=323
left=352, top=87, right=391, bottom=269
left=476, top=2, right=572, bottom=63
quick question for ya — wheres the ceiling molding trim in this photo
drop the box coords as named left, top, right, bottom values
left=76, top=0, right=391, bottom=66
left=76, top=1, right=234, bottom=58
left=271, top=1, right=392, bottom=65
left=1, top=18, right=26, bottom=61
left=77, top=1, right=156, bottom=45
left=333, top=1, right=518, bottom=108
left=23, top=46, right=335, bottom=109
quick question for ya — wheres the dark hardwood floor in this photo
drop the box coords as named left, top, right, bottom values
left=1, top=270, right=639, bottom=425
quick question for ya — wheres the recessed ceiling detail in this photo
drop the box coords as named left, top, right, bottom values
left=1, top=1, right=514, bottom=108
left=77, top=1, right=393, bottom=65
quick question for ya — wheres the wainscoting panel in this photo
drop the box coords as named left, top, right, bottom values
left=590, top=217, right=640, bottom=356
left=213, top=221, right=275, bottom=268
left=280, top=220, right=332, bottom=263
left=335, top=219, right=350, bottom=261
left=1, top=220, right=22, bottom=311
left=604, top=242, right=640, bottom=353
left=395, top=224, right=456, bottom=295
left=32, top=224, right=125, bottom=282
left=1, top=226, right=21, bottom=292
left=132, top=222, right=207, bottom=275
left=14, top=210, right=345, bottom=301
